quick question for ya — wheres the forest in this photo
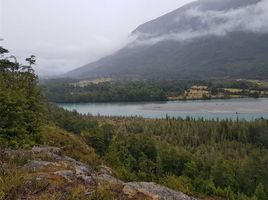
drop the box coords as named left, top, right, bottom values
left=0, top=46, right=268, bottom=200
left=49, top=106, right=268, bottom=200
left=41, top=78, right=268, bottom=103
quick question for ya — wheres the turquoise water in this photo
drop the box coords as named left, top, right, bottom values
left=58, top=98, right=268, bottom=120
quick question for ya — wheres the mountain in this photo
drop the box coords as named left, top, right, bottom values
left=65, top=0, right=268, bottom=80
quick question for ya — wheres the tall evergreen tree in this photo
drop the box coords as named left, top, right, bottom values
left=0, top=47, right=43, bottom=148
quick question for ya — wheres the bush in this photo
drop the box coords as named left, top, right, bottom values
left=41, top=125, right=101, bottom=167
left=160, top=175, right=193, bottom=195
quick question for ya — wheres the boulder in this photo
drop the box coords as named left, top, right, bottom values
left=123, top=182, right=198, bottom=200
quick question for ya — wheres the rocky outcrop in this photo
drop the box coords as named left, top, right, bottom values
left=32, top=146, right=62, bottom=155
left=123, top=182, right=197, bottom=200
left=24, top=160, right=61, bottom=171
left=16, top=146, right=198, bottom=199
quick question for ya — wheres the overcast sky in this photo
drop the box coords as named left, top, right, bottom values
left=0, top=0, right=195, bottom=76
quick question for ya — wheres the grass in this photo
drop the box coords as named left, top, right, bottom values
left=0, top=166, right=26, bottom=199
left=0, top=125, right=103, bottom=199
left=247, top=80, right=268, bottom=88
left=41, top=125, right=101, bottom=167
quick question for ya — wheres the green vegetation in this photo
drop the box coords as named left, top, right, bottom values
left=41, top=125, right=100, bottom=167
left=103, top=118, right=268, bottom=199
left=1, top=46, right=268, bottom=199
left=0, top=124, right=102, bottom=200
left=0, top=47, right=43, bottom=148
left=41, top=79, right=168, bottom=102
left=0, top=47, right=100, bottom=198
left=41, top=78, right=268, bottom=103
left=49, top=106, right=268, bottom=199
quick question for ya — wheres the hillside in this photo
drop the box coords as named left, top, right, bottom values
left=0, top=47, right=198, bottom=200
left=1, top=125, right=197, bottom=200
left=65, top=0, right=268, bottom=80
left=1, top=46, right=268, bottom=199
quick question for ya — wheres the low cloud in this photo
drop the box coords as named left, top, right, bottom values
left=185, top=0, right=268, bottom=34
left=130, top=0, right=268, bottom=47
left=2, top=40, right=128, bottom=77
left=1, top=0, right=194, bottom=76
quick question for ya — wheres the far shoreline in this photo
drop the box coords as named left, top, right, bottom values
left=55, top=96, right=267, bottom=105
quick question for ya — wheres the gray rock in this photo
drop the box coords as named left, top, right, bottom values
left=99, top=165, right=113, bottom=175
left=26, top=146, right=198, bottom=200
left=25, top=160, right=60, bottom=171
left=54, top=170, right=75, bottom=181
left=74, top=164, right=94, bottom=184
left=32, top=146, right=61, bottom=155
left=123, top=182, right=198, bottom=200
left=97, top=173, right=122, bottom=185
left=75, top=164, right=91, bottom=176
left=62, top=156, right=77, bottom=163
left=78, top=175, right=94, bottom=184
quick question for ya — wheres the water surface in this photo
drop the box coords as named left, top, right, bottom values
left=59, top=98, right=268, bottom=120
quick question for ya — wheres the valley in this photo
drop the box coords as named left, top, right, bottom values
left=1, top=0, right=268, bottom=199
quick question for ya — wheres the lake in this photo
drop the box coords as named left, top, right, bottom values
left=58, top=98, right=268, bottom=120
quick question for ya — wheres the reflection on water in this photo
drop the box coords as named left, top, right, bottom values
left=58, top=98, right=268, bottom=121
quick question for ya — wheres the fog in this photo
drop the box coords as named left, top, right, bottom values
left=131, top=0, right=268, bottom=47
left=0, top=0, right=194, bottom=76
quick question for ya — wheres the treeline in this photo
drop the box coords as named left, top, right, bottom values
left=0, top=47, right=43, bottom=148
left=41, top=78, right=268, bottom=103
left=48, top=107, right=268, bottom=199
left=41, top=80, right=180, bottom=103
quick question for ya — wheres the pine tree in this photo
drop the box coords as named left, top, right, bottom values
left=253, top=183, right=267, bottom=200
left=0, top=47, right=43, bottom=148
